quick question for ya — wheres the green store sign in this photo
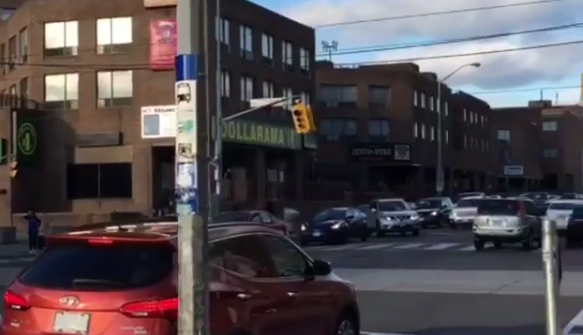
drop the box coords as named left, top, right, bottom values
left=16, top=115, right=39, bottom=165
left=222, top=120, right=301, bottom=150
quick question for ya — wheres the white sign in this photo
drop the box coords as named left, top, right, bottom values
left=141, top=105, right=176, bottom=139
left=504, top=165, right=524, bottom=176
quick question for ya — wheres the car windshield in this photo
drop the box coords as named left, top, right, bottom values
left=313, top=209, right=346, bottom=221
left=560, top=194, right=578, bottom=200
left=214, top=212, right=254, bottom=222
left=548, top=202, right=582, bottom=210
left=378, top=201, right=408, bottom=211
left=477, top=200, right=520, bottom=215
left=456, top=199, right=480, bottom=208
left=417, top=199, right=442, bottom=209
left=357, top=204, right=369, bottom=212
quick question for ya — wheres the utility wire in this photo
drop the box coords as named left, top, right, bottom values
left=316, top=0, right=574, bottom=28
left=317, top=22, right=583, bottom=57
left=469, top=84, right=581, bottom=95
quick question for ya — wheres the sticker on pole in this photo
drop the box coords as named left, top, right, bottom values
left=176, top=162, right=197, bottom=189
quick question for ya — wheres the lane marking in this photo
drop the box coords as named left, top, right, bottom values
left=423, top=242, right=460, bottom=250
left=392, top=243, right=424, bottom=249
left=359, top=243, right=394, bottom=250
left=457, top=245, right=476, bottom=251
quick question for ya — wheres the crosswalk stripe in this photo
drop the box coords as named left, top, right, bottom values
left=392, top=243, right=424, bottom=249
left=423, top=243, right=460, bottom=250
left=359, top=243, right=394, bottom=250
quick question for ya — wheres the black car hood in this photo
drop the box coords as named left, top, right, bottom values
left=310, top=219, right=343, bottom=227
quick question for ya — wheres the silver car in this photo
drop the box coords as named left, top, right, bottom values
left=449, top=196, right=483, bottom=229
left=545, top=199, right=583, bottom=232
left=473, top=198, right=542, bottom=250
left=367, top=198, right=421, bottom=237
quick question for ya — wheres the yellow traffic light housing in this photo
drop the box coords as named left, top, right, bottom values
left=9, top=161, right=17, bottom=178
left=291, top=103, right=317, bottom=134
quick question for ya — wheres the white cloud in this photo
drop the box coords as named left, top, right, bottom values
left=281, top=0, right=583, bottom=90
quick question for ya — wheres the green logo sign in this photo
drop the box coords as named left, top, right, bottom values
left=222, top=120, right=301, bottom=150
left=17, top=122, right=37, bottom=156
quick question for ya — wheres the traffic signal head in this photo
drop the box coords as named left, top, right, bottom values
left=291, top=103, right=317, bottom=134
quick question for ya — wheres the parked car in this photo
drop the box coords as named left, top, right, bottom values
left=367, top=198, right=421, bottom=237
left=565, top=206, right=583, bottom=247
left=213, top=210, right=290, bottom=235
left=453, top=192, right=486, bottom=203
left=520, top=192, right=553, bottom=211
left=545, top=199, right=583, bottom=233
left=2, top=220, right=361, bottom=335
left=416, top=197, right=453, bottom=228
left=449, top=196, right=483, bottom=229
left=473, top=198, right=542, bottom=251
left=302, top=207, right=370, bottom=245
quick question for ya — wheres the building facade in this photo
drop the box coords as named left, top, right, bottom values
left=0, top=0, right=316, bottom=226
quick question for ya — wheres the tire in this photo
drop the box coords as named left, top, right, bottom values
left=521, top=232, right=539, bottom=250
left=493, top=241, right=502, bottom=248
left=412, top=229, right=420, bottom=236
left=335, top=311, right=359, bottom=335
left=474, top=239, right=485, bottom=251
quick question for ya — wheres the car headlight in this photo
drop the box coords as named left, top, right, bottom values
left=431, top=211, right=438, bottom=216
left=410, top=215, right=419, bottom=220
left=301, top=224, right=306, bottom=231
left=379, top=217, right=392, bottom=224
left=331, top=222, right=343, bottom=229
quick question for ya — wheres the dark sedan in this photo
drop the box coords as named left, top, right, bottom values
left=565, top=206, right=583, bottom=247
left=416, top=197, right=453, bottom=228
left=301, top=207, right=369, bottom=245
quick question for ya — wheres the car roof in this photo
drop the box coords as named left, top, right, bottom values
left=50, top=217, right=279, bottom=245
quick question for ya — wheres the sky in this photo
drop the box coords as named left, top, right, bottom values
left=253, top=0, right=583, bottom=108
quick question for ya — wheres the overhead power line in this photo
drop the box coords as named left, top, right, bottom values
left=316, top=0, right=573, bottom=28
left=469, top=84, right=581, bottom=95
left=316, top=22, right=583, bottom=57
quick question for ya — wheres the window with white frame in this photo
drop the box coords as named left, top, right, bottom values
left=497, top=129, right=510, bottom=141
left=44, top=73, right=79, bottom=110
left=220, top=71, right=230, bottom=97
left=282, top=87, right=293, bottom=110
left=96, top=17, right=132, bottom=54
left=543, top=148, right=558, bottom=158
left=217, top=18, right=229, bottom=45
left=319, top=85, right=357, bottom=107
left=239, top=25, right=253, bottom=60
left=44, top=21, right=78, bottom=57
left=240, top=76, right=253, bottom=102
left=299, top=47, right=310, bottom=73
left=282, top=40, right=293, bottom=69
left=542, top=121, right=558, bottom=131
left=261, top=33, right=273, bottom=63
left=97, top=70, right=133, bottom=107
left=19, top=28, right=28, bottom=63
left=262, top=81, right=274, bottom=97
left=318, top=118, right=357, bottom=141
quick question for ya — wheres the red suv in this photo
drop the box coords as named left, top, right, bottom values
left=2, top=220, right=360, bottom=335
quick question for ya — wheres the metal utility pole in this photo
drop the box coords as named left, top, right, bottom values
left=210, top=0, right=222, bottom=218
left=542, top=219, right=561, bottom=335
left=321, top=40, right=338, bottom=61
left=175, top=0, right=210, bottom=332
left=435, top=62, right=480, bottom=195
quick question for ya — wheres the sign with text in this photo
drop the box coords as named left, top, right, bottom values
left=222, top=120, right=301, bottom=150
left=349, top=143, right=411, bottom=162
left=141, top=105, right=177, bottom=138
left=504, top=165, right=523, bottom=176
left=150, top=20, right=177, bottom=70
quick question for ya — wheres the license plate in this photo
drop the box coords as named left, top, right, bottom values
left=53, top=311, right=90, bottom=334
left=491, top=219, right=503, bottom=225
left=312, top=231, right=321, bottom=237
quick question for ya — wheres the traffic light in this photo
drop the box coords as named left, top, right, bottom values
left=291, top=103, right=317, bottom=134
left=9, top=161, right=17, bottom=178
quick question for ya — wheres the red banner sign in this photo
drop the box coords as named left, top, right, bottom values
left=150, top=20, right=177, bottom=70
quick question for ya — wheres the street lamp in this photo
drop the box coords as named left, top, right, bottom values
left=436, top=62, right=481, bottom=195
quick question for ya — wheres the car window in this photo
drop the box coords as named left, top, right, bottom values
left=262, top=235, right=308, bottom=278
left=357, top=205, right=369, bottom=212
left=523, top=201, right=538, bottom=215
left=456, top=199, right=480, bottom=207
left=209, top=235, right=276, bottom=278
left=377, top=201, right=408, bottom=211
left=548, top=202, right=583, bottom=210
left=283, top=207, right=299, bottom=221
left=477, top=200, right=520, bottom=215
left=250, top=214, right=262, bottom=222
left=259, top=212, right=273, bottom=223
left=19, top=242, right=173, bottom=291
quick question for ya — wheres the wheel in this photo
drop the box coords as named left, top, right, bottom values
left=412, top=229, right=420, bottom=236
left=521, top=233, right=540, bottom=250
left=474, top=239, right=485, bottom=251
left=493, top=241, right=502, bottom=248
left=335, top=311, right=359, bottom=335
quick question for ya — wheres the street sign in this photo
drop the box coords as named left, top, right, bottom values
left=16, top=119, right=38, bottom=164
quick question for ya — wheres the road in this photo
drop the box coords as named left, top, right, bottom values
left=2, top=230, right=583, bottom=335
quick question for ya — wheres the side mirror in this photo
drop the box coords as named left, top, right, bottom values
left=310, top=259, right=331, bottom=276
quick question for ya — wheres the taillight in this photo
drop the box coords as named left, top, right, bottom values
left=120, top=297, right=178, bottom=319
left=88, top=239, right=113, bottom=245
left=4, top=290, right=30, bottom=311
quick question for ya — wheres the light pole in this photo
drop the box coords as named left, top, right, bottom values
left=436, top=62, right=480, bottom=195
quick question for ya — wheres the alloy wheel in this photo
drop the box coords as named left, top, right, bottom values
left=336, top=319, right=356, bottom=335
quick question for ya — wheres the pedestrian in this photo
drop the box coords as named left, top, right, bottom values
left=24, top=211, right=41, bottom=254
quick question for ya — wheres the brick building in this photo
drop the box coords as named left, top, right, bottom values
left=0, top=0, right=316, bottom=230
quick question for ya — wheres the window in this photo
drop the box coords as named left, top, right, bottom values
left=430, top=126, right=435, bottom=141
left=217, top=18, right=229, bottom=45
left=19, top=242, right=172, bottom=290
left=542, top=121, right=558, bottom=131
left=413, top=91, right=419, bottom=106
left=429, top=96, right=434, bottom=111
left=19, top=28, right=28, bottom=63
left=444, top=101, right=449, bottom=116
left=262, top=235, right=307, bottom=278
left=463, top=108, right=467, bottom=121
left=209, top=235, right=277, bottom=278
left=369, top=119, right=389, bottom=141
left=481, top=115, right=485, bottom=126
left=7, top=36, right=15, bottom=70
left=66, top=163, right=133, bottom=199
left=44, top=21, right=78, bottom=57
left=240, top=75, right=253, bottom=102
left=282, top=40, right=293, bottom=70
left=262, top=81, right=274, bottom=97
left=497, top=129, right=510, bottom=141
left=445, top=130, right=449, bottom=144
left=96, top=17, right=133, bottom=54
left=319, top=84, right=357, bottom=107
left=420, top=92, right=426, bottom=108
left=300, top=91, right=310, bottom=105
left=369, top=85, right=390, bottom=107
left=282, top=87, right=293, bottom=110
left=421, top=124, right=426, bottom=139
left=0, top=43, right=5, bottom=74
left=9, top=84, right=15, bottom=95
left=19, top=77, right=28, bottom=98
left=97, top=70, right=133, bottom=107
left=543, top=148, right=558, bottom=158
left=261, top=33, right=273, bottom=64
left=414, top=122, right=418, bottom=138
left=319, top=118, right=357, bottom=141
left=44, top=73, right=79, bottom=110
left=463, top=135, right=467, bottom=148
left=220, top=71, right=230, bottom=97
left=299, top=47, right=310, bottom=73
left=239, top=25, right=253, bottom=60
